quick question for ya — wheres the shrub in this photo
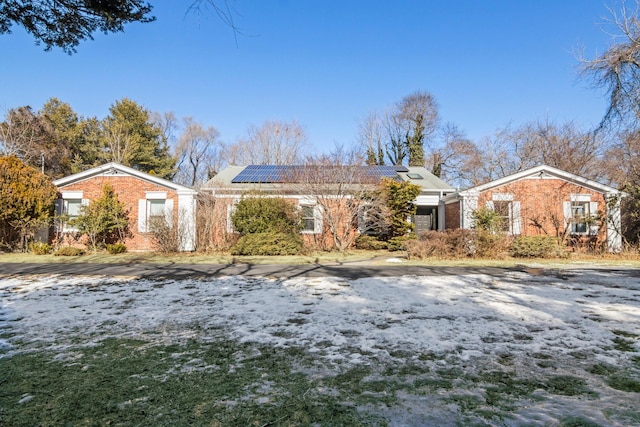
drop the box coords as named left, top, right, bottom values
left=354, top=235, right=387, bottom=250
left=474, top=230, right=512, bottom=258
left=387, top=235, right=415, bottom=251
left=405, top=229, right=511, bottom=259
left=106, top=242, right=127, bottom=254
left=70, top=184, right=130, bottom=252
left=29, top=242, right=51, bottom=255
left=54, top=246, right=85, bottom=256
left=231, top=196, right=300, bottom=235
left=510, top=236, right=568, bottom=258
left=231, top=232, right=303, bottom=256
left=149, top=216, right=182, bottom=253
left=405, top=230, right=474, bottom=259
left=472, top=207, right=506, bottom=234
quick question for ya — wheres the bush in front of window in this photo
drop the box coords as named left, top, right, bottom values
left=29, top=242, right=51, bottom=255
left=106, top=242, right=127, bottom=254
left=354, top=235, right=388, bottom=250
left=231, top=196, right=301, bottom=235
left=231, top=232, right=303, bottom=256
left=472, top=207, right=506, bottom=234
left=54, top=246, right=85, bottom=256
left=510, top=236, right=568, bottom=258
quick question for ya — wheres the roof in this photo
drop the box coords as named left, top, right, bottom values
left=450, top=164, right=622, bottom=197
left=53, top=162, right=196, bottom=194
left=204, top=164, right=454, bottom=192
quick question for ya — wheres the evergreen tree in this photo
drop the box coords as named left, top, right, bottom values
left=379, top=178, right=422, bottom=238
left=0, top=156, right=57, bottom=250
left=101, top=98, right=176, bottom=179
left=71, top=184, right=130, bottom=252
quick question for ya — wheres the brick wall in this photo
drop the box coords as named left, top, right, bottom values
left=57, top=175, right=179, bottom=251
left=477, top=177, right=607, bottom=240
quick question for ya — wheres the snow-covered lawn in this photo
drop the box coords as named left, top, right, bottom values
left=1, top=269, right=639, bottom=426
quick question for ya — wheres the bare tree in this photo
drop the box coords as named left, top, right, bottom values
left=226, top=120, right=309, bottom=165
left=357, top=91, right=439, bottom=167
left=102, top=121, right=135, bottom=164
left=469, top=120, right=606, bottom=186
left=398, top=91, right=439, bottom=166
left=357, top=111, right=385, bottom=165
left=430, top=123, right=483, bottom=188
left=174, top=117, right=222, bottom=187
left=291, top=147, right=375, bottom=252
left=0, top=107, right=51, bottom=166
left=579, top=0, right=640, bottom=131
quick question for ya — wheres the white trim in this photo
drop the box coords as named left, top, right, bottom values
left=464, top=165, right=621, bottom=195
left=53, top=162, right=196, bottom=194
left=61, top=190, right=83, bottom=199
left=145, top=191, right=167, bottom=200
left=570, top=194, right=591, bottom=202
left=492, top=193, right=514, bottom=202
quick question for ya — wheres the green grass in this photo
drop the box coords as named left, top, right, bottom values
left=3, top=250, right=640, bottom=268
left=0, top=338, right=386, bottom=427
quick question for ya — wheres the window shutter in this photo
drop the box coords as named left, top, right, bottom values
left=589, top=202, right=599, bottom=235
left=138, top=199, right=147, bottom=232
left=164, top=199, right=174, bottom=226
left=563, top=201, right=572, bottom=224
left=512, top=201, right=521, bottom=235
left=226, top=204, right=236, bottom=233
left=314, top=205, right=323, bottom=234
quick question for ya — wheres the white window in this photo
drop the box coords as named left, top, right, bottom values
left=55, top=191, right=87, bottom=232
left=64, top=199, right=82, bottom=221
left=301, top=205, right=316, bottom=233
left=148, top=199, right=166, bottom=223
left=565, top=195, right=598, bottom=236
left=571, top=201, right=589, bottom=234
left=486, top=194, right=521, bottom=235
left=300, top=204, right=321, bottom=234
left=138, top=193, right=172, bottom=233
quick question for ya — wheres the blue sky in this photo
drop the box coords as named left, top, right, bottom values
left=0, top=1, right=615, bottom=152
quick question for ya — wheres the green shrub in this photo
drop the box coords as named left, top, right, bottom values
left=106, top=242, right=127, bottom=254
left=231, top=232, right=304, bottom=256
left=354, top=235, right=387, bottom=250
left=510, top=236, right=568, bottom=258
left=29, top=241, right=51, bottom=255
left=231, top=196, right=300, bottom=235
left=54, top=246, right=85, bottom=256
left=387, top=235, right=415, bottom=251
left=472, top=207, right=506, bottom=234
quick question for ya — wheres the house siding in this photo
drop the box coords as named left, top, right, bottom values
left=56, top=175, right=180, bottom=251
left=477, top=178, right=607, bottom=241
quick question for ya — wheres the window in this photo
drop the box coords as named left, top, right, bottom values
left=138, top=192, right=172, bottom=233
left=301, top=205, right=318, bottom=233
left=565, top=195, right=598, bottom=236
left=486, top=194, right=521, bottom=235
left=56, top=191, right=86, bottom=232
left=570, top=201, right=589, bottom=234
left=148, top=199, right=166, bottom=223
left=64, top=198, right=82, bottom=221
left=493, top=201, right=511, bottom=233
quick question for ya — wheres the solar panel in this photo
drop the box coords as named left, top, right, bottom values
left=231, top=165, right=402, bottom=184
left=394, top=165, right=409, bottom=172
